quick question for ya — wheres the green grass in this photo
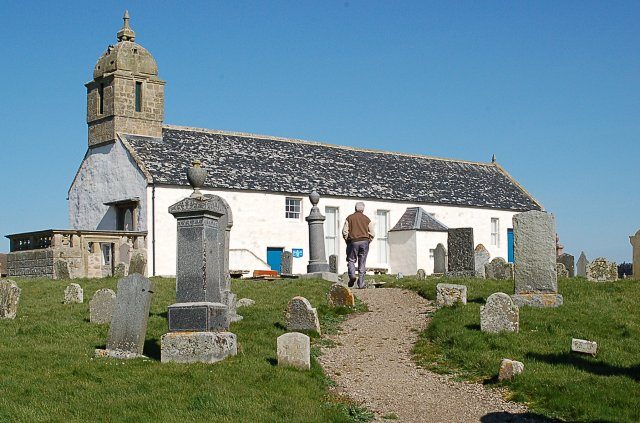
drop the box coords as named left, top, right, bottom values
left=389, top=276, right=640, bottom=422
left=0, top=277, right=369, bottom=422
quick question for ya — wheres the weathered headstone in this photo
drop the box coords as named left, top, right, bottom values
left=63, top=283, right=83, bottom=304
left=236, top=298, right=255, bottom=308
left=306, top=191, right=330, bottom=274
left=499, top=359, right=524, bottom=381
left=99, top=274, right=154, bottom=358
left=586, top=258, right=618, bottom=282
left=89, top=288, right=116, bottom=324
left=484, top=257, right=513, bottom=280
left=327, top=283, right=355, bottom=307
left=556, top=263, right=569, bottom=278
left=474, top=244, right=491, bottom=279
left=416, top=269, right=426, bottom=280
left=433, top=243, right=447, bottom=274
left=0, top=253, right=7, bottom=276
left=0, top=280, right=21, bottom=319
left=446, top=228, right=475, bottom=277
left=277, top=332, right=310, bottom=370
left=161, top=170, right=238, bottom=363
left=556, top=253, right=575, bottom=277
left=281, top=251, right=293, bottom=275
left=113, top=262, right=126, bottom=278
left=436, top=283, right=467, bottom=307
left=629, top=230, right=640, bottom=280
left=571, top=338, right=597, bottom=356
left=511, top=211, right=563, bottom=307
left=285, top=296, right=321, bottom=334
left=396, top=272, right=404, bottom=280
left=55, top=260, right=70, bottom=279
left=329, top=254, right=338, bottom=274
left=576, top=252, right=588, bottom=278
left=128, top=253, right=146, bottom=275
left=480, top=293, right=519, bottom=333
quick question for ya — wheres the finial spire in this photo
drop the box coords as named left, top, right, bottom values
left=117, top=10, right=136, bottom=42
left=491, top=154, right=496, bottom=163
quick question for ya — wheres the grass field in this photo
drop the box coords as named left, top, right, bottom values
left=390, top=276, right=640, bottom=422
left=0, top=277, right=370, bottom=422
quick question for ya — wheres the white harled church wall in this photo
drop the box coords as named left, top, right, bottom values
left=416, top=231, right=449, bottom=274
left=69, top=141, right=148, bottom=231
left=388, top=231, right=416, bottom=275
left=147, top=185, right=521, bottom=277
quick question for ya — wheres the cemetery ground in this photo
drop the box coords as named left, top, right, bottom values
left=0, top=277, right=370, bottom=422
left=388, top=276, right=640, bottom=422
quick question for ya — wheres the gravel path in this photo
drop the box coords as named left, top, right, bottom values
left=318, top=288, right=536, bottom=422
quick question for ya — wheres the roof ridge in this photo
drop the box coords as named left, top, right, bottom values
left=162, top=124, right=495, bottom=167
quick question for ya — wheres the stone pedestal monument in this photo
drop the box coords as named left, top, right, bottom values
left=630, top=230, right=640, bottom=280
left=301, top=191, right=339, bottom=282
left=160, top=161, right=238, bottom=363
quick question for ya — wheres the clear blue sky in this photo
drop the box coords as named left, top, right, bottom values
left=0, top=1, right=638, bottom=262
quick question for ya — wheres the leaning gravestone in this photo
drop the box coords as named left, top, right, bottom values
left=446, top=228, right=475, bottom=277
left=89, top=288, right=116, bottom=324
left=586, top=258, right=618, bottom=282
left=557, top=253, right=575, bottom=277
left=277, top=332, right=310, bottom=370
left=511, top=211, right=563, bottom=307
left=416, top=269, right=426, bottom=280
left=327, top=283, right=355, bottom=307
left=630, top=230, right=640, bottom=280
left=285, top=296, right=321, bottom=334
left=480, top=293, right=519, bottom=333
left=128, top=253, right=146, bottom=275
left=63, top=283, right=83, bottom=304
left=0, top=280, right=21, bottom=319
left=484, top=257, right=513, bottom=280
left=99, top=274, right=154, bottom=358
left=556, top=263, right=569, bottom=278
left=281, top=251, right=293, bottom=275
left=576, top=252, right=588, bottom=278
left=433, top=243, right=447, bottom=274
left=436, top=283, right=467, bottom=307
left=329, top=254, right=338, bottom=274
left=474, top=244, right=491, bottom=279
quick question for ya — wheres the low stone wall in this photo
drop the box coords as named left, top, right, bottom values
left=7, top=250, right=55, bottom=278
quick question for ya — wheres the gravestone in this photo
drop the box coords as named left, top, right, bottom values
left=436, top=283, right=467, bottom=307
left=474, top=244, right=491, bottom=279
left=484, top=257, right=513, bottom=280
left=416, top=269, right=426, bottom=280
left=327, top=283, right=355, bottom=307
left=119, top=243, right=131, bottom=267
left=556, top=263, right=569, bottom=278
left=511, top=211, right=563, bottom=307
left=89, top=288, right=116, bottom=324
left=557, top=253, right=575, bottom=277
left=306, top=191, right=330, bottom=274
left=100, top=274, right=154, bottom=358
left=113, top=263, right=126, bottom=278
left=329, top=254, right=338, bottom=274
left=576, top=252, right=588, bottom=278
left=0, top=280, right=21, bottom=319
left=0, top=253, right=7, bottom=276
left=55, top=260, right=70, bottom=279
left=480, top=293, right=519, bottom=333
left=161, top=171, right=238, bottom=363
left=277, top=332, right=310, bottom=370
left=630, top=230, right=640, bottom=280
left=586, top=258, right=618, bottom=282
left=396, top=272, right=404, bottom=279
left=499, top=359, right=524, bottom=381
left=571, top=338, right=597, bottom=356
left=281, top=251, right=293, bottom=275
left=433, top=243, right=447, bottom=274
left=236, top=298, right=255, bottom=308
left=446, top=228, right=475, bottom=277
left=64, top=283, right=83, bottom=304
left=128, top=253, right=146, bottom=275
left=285, top=296, right=321, bottom=334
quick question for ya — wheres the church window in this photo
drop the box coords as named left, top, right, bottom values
left=376, top=210, right=389, bottom=265
left=491, top=218, right=500, bottom=246
left=98, top=83, right=104, bottom=115
left=285, top=198, right=302, bottom=219
left=135, top=81, right=142, bottom=112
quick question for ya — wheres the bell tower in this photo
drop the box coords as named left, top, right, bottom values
left=86, top=11, right=165, bottom=147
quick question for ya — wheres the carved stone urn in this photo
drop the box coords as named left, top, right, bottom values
left=187, top=160, right=207, bottom=198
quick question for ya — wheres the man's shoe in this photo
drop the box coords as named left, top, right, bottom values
left=348, top=277, right=356, bottom=287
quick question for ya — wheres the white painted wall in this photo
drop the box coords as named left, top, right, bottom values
left=69, top=141, right=147, bottom=231
left=146, top=185, right=518, bottom=276
left=416, top=231, right=449, bottom=274
left=389, top=231, right=416, bottom=275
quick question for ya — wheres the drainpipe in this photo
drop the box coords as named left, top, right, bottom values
left=152, top=184, right=156, bottom=277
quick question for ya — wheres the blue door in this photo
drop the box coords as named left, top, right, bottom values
left=267, top=247, right=284, bottom=273
left=507, top=229, right=514, bottom=263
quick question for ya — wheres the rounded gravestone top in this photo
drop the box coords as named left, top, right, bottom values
left=309, top=191, right=320, bottom=206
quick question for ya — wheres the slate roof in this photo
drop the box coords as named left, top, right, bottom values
left=390, top=207, right=449, bottom=232
left=120, top=125, right=542, bottom=211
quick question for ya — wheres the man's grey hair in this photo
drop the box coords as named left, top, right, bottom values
left=355, top=202, right=365, bottom=212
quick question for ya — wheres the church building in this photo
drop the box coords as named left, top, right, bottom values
left=64, top=13, right=542, bottom=277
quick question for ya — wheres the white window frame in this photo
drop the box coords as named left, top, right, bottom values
left=324, top=206, right=340, bottom=260
left=376, top=210, right=390, bottom=265
left=285, top=197, right=302, bottom=220
left=491, top=218, right=500, bottom=247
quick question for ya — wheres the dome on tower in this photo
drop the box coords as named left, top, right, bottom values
left=93, top=11, right=158, bottom=79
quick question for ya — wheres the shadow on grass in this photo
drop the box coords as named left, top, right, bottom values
left=468, top=297, right=485, bottom=304
left=143, top=338, right=161, bottom=361
left=465, top=323, right=481, bottom=331
left=481, top=411, right=559, bottom=422
left=273, top=322, right=286, bottom=331
left=150, top=311, right=168, bottom=319
left=266, top=357, right=278, bottom=366
left=526, top=352, right=640, bottom=381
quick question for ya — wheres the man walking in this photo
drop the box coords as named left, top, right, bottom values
left=342, top=202, right=375, bottom=288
